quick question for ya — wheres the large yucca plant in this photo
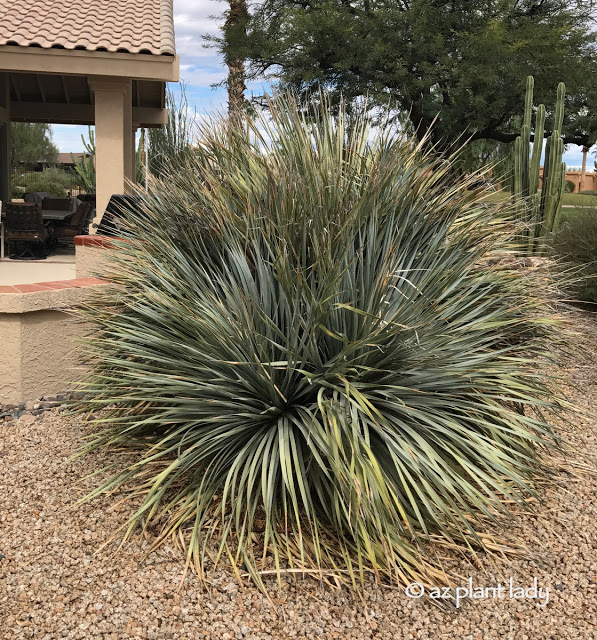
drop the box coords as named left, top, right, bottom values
left=76, top=95, right=563, bottom=591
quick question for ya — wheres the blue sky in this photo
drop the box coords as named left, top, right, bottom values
left=51, top=0, right=593, bottom=169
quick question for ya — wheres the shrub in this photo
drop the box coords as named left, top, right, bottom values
left=565, top=179, right=575, bottom=193
left=11, top=183, right=25, bottom=198
left=76, top=95, right=563, bottom=590
left=33, top=166, right=74, bottom=189
left=12, top=167, right=73, bottom=197
left=21, top=180, right=67, bottom=197
left=553, top=209, right=597, bottom=303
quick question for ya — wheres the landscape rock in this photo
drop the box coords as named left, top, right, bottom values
left=0, top=314, right=596, bottom=639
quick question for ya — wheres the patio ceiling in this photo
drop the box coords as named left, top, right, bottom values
left=9, top=72, right=166, bottom=127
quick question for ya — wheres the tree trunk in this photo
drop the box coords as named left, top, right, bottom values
left=227, top=58, right=246, bottom=127
left=225, top=0, right=249, bottom=127
left=581, top=145, right=589, bottom=191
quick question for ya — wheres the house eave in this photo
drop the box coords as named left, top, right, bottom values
left=0, top=45, right=179, bottom=82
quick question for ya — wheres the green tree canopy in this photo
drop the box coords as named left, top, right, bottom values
left=224, top=0, right=597, bottom=151
left=10, top=122, right=59, bottom=169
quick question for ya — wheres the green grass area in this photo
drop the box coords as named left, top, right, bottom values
left=563, top=192, right=597, bottom=206
left=560, top=206, right=597, bottom=223
left=482, top=190, right=597, bottom=207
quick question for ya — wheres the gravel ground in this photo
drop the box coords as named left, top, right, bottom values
left=1, top=309, right=596, bottom=640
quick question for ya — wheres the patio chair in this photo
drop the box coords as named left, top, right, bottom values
left=41, top=197, right=72, bottom=211
left=4, top=202, right=52, bottom=259
left=53, top=201, right=94, bottom=242
left=95, top=194, right=144, bottom=235
left=78, top=194, right=96, bottom=205
left=82, top=204, right=96, bottom=233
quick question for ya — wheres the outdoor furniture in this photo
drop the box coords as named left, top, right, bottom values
left=3, top=202, right=52, bottom=259
left=24, top=191, right=52, bottom=204
left=42, top=209, right=77, bottom=222
left=1, top=204, right=72, bottom=257
left=95, top=194, right=144, bottom=235
left=83, top=204, right=96, bottom=233
left=78, top=194, right=96, bottom=206
left=41, top=197, right=73, bottom=212
left=53, top=201, right=94, bottom=242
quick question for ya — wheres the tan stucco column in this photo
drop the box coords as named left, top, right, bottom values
left=0, top=73, right=10, bottom=203
left=126, top=121, right=139, bottom=188
left=89, top=77, right=132, bottom=230
left=123, top=85, right=134, bottom=188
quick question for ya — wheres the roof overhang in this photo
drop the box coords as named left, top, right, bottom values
left=0, top=45, right=179, bottom=82
left=10, top=102, right=167, bottom=127
left=0, top=45, right=179, bottom=128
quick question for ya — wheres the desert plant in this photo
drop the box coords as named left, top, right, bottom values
left=147, top=83, right=196, bottom=179
left=76, top=95, right=563, bottom=591
left=73, top=127, right=147, bottom=192
left=511, top=76, right=566, bottom=254
left=44, top=167, right=75, bottom=188
left=553, top=209, right=597, bottom=304
left=72, top=128, right=96, bottom=193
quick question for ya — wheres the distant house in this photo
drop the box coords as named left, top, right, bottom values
left=16, top=152, right=91, bottom=173
left=55, top=153, right=89, bottom=168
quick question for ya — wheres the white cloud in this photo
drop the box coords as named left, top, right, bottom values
left=173, top=0, right=224, bottom=57
left=563, top=145, right=595, bottom=171
left=179, top=63, right=226, bottom=87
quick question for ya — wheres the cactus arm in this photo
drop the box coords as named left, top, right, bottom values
left=542, top=135, right=563, bottom=238
left=523, top=76, right=534, bottom=132
left=520, top=124, right=531, bottom=198
left=530, top=104, right=545, bottom=195
left=551, top=163, right=566, bottom=234
left=554, top=82, right=565, bottom=132
left=527, top=192, right=541, bottom=254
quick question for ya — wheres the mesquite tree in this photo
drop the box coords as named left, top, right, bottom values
left=219, top=0, right=597, bottom=151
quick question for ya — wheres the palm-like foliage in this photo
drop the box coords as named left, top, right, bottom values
left=147, top=84, right=196, bottom=180
left=71, top=127, right=96, bottom=193
left=77, top=95, right=562, bottom=590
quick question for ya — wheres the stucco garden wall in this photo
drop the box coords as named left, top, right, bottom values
left=75, top=235, right=117, bottom=278
left=0, top=278, right=108, bottom=404
left=0, top=236, right=120, bottom=404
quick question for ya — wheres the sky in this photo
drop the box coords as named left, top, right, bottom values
left=50, top=0, right=592, bottom=169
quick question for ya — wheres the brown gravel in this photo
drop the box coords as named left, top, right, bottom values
left=1, top=309, right=596, bottom=639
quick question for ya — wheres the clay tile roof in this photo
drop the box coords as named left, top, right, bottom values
left=57, top=152, right=86, bottom=164
left=0, top=0, right=175, bottom=56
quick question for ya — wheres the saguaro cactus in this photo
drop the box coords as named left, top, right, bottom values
left=511, top=76, right=566, bottom=254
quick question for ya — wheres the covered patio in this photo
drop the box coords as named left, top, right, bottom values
left=0, top=0, right=179, bottom=230
left=0, top=0, right=178, bottom=404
